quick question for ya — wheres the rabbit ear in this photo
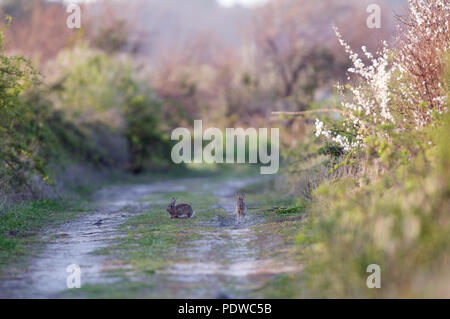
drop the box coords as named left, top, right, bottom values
left=241, top=193, right=245, bottom=199
left=235, top=193, right=239, bottom=199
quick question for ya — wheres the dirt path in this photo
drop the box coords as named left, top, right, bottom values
left=0, top=176, right=299, bottom=298
left=158, top=179, right=295, bottom=298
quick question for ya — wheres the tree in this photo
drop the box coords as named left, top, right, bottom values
left=250, top=0, right=395, bottom=112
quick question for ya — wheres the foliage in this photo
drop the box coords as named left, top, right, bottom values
left=92, top=19, right=130, bottom=54
left=315, top=0, right=449, bottom=160
left=0, top=199, right=84, bottom=269
left=301, top=111, right=450, bottom=297
left=1, top=38, right=175, bottom=200
left=395, top=0, right=449, bottom=121
left=0, top=27, right=48, bottom=196
left=124, top=94, right=172, bottom=173
left=47, top=47, right=173, bottom=172
left=298, top=1, right=450, bottom=298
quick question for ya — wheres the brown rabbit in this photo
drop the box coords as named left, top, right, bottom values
left=235, top=193, right=247, bottom=221
left=167, top=197, right=195, bottom=219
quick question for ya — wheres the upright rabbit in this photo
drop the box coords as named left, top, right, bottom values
left=235, top=193, right=247, bottom=221
left=167, top=197, right=195, bottom=219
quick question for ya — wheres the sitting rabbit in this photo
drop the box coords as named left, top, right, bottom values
left=166, top=197, right=195, bottom=219
left=235, top=193, right=247, bottom=221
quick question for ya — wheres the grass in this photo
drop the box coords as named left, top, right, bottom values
left=109, top=191, right=218, bottom=272
left=280, top=114, right=450, bottom=298
left=0, top=199, right=87, bottom=275
left=0, top=169, right=313, bottom=299
left=61, top=176, right=308, bottom=298
left=255, top=273, right=302, bottom=298
left=61, top=188, right=224, bottom=298
left=248, top=189, right=306, bottom=298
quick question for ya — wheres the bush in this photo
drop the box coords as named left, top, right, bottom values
left=314, top=1, right=449, bottom=167
left=302, top=111, right=450, bottom=298
left=124, top=94, right=171, bottom=173
left=46, top=46, right=173, bottom=172
left=297, top=2, right=450, bottom=298
left=1, top=39, right=175, bottom=201
left=0, top=28, right=49, bottom=197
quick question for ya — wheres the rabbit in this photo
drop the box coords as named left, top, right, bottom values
left=166, top=197, right=195, bottom=219
left=235, top=193, right=247, bottom=221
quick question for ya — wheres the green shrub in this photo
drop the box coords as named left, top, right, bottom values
left=0, top=28, right=49, bottom=195
left=124, top=94, right=171, bottom=173
left=47, top=47, right=173, bottom=172
left=300, top=112, right=450, bottom=298
left=295, top=5, right=450, bottom=297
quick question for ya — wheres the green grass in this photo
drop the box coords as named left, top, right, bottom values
left=63, top=280, right=156, bottom=299
left=62, top=189, right=224, bottom=298
left=103, top=191, right=219, bottom=270
left=254, top=273, right=302, bottom=298
left=62, top=176, right=309, bottom=298
left=1, top=171, right=310, bottom=299
left=235, top=181, right=308, bottom=298
left=289, top=113, right=450, bottom=298
left=0, top=199, right=87, bottom=274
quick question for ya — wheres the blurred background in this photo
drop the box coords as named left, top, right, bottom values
left=0, top=0, right=408, bottom=201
